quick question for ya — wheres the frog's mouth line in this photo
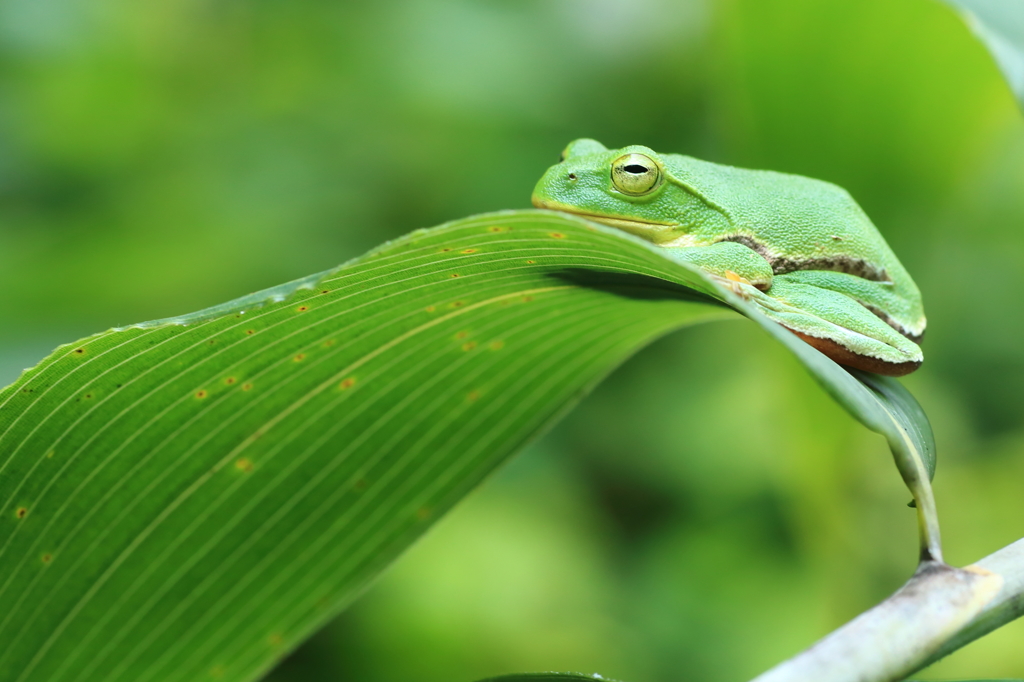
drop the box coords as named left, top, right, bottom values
left=530, top=198, right=678, bottom=232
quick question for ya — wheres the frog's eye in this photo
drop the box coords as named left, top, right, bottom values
left=611, top=153, right=661, bottom=195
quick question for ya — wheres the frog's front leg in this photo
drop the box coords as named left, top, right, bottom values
left=664, top=241, right=774, bottom=291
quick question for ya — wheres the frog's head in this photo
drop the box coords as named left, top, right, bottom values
left=531, top=139, right=725, bottom=244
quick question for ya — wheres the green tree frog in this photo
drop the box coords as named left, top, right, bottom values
left=532, top=139, right=925, bottom=376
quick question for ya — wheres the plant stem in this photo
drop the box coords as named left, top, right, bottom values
left=911, top=537, right=1024, bottom=673
left=749, top=561, right=1005, bottom=682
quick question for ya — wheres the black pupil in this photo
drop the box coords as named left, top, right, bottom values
left=624, top=164, right=649, bottom=174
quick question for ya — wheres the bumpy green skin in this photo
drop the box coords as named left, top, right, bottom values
left=531, top=139, right=926, bottom=375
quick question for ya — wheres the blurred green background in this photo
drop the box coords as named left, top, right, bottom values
left=1, top=0, right=1022, bottom=680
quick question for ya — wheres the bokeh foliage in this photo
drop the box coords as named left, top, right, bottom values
left=0, top=0, right=1022, bottom=681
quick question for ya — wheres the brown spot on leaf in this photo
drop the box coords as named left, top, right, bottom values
left=73, top=348, right=86, bottom=355
left=440, top=248, right=452, bottom=252
left=246, top=330, right=256, bottom=336
left=450, top=300, right=465, bottom=308
left=416, top=507, right=432, bottom=520
left=488, top=225, right=506, bottom=233
left=293, top=354, right=306, bottom=362
left=525, top=260, right=536, bottom=264
left=339, top=377, right=357, bottom=391
left=297, top=306, right=309, bottom=312
left=323, top=339, right=336, bottom=348
left=425, top=305, right=436, bottom=313
left=461, top=248, right=478, bottom=254
left=455, top=331, right=468, bottom=340
left=550, top=232, right=565, bottom=239
left=522, top=295, right=534, bottom=302
left=225, top=377, right=237, bottom=385
left=242, top=383, right=254, bottom=391
left=461, top=341, right=477, bottom=351
left=321, top=289, right=331, bottom=294
left=236, top=458, right=254, bottom=473
left=268, top=634, right=283, bottom=647
left=195, top=390, right=208, bottom=399
left=41, top=553, right=52, bottom=564
left=353, top=478, right=369, bottom=491
left=15, top=507, right=27, bottom=519
left=489, top=341, right=505, bottom=351
left=467, top=390, right=481, bottom=402
left=450, top=273, right=460, bottom=278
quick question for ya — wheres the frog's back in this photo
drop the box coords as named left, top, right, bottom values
left=663, top=154, right=903, bottom=280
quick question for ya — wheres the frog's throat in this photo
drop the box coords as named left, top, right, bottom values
left=531, top=201, right=680, bottom=244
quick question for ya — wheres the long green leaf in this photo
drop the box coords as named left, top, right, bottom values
left=0, top=210, right=935, bottom=682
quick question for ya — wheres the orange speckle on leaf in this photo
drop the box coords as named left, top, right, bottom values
left=245, top=329, right=256, bottom=336
left=242, top=383, right=254, bottom=391
left=195, top=390, right=208, bottom=399
left=488, top=225, right=506, bottom=233
left=323, top=339, right=336, bottom=347
left=297, top=306, right=309, bottom=312
left=467, top=390, right=481, bottom=402
left=461, top=341, right=477, bottom=351
left=293, top=354, right=306, bottom=362
left=522, top=295, right=534, bottom=302
left=455, top=331, right=468, bottom=339
left=489, top=340, right=505, bottom=351
left=425, top=305, right=436, bottom=313
left=236, top=458, right=253, bottom=473
left=525, top=259, right=536, bottom=264
left=450, top=300, right=465, bottom=308
left=450, top=273, right=460, bottom=278
left=440, top=248, right=452, bottom=252
left=225, top=377, right=237, bottom=385
left=549, top=232, right=565, bottom=239
left=41, top=553, right=52, bottom=564
left=461, top=248, right=478, bottom=254
left=15, top=507, right=27, bottom=519
left=339, top=377, right=357, bottom=391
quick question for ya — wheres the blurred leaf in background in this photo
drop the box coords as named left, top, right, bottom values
left=1, top=0, right=1023, bottom=681
left=944, top=0, right=1024, bottom=109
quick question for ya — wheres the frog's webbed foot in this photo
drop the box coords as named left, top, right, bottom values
left=749, top=277, right=923, bottom=376
left=712, top=270, right=756, bottom=300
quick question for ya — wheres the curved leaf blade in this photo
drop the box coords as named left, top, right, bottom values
left=0, top=209, right=936, bottom=682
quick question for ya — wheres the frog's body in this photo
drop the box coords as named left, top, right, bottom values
left=531, top=139, right=925, bottom=376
